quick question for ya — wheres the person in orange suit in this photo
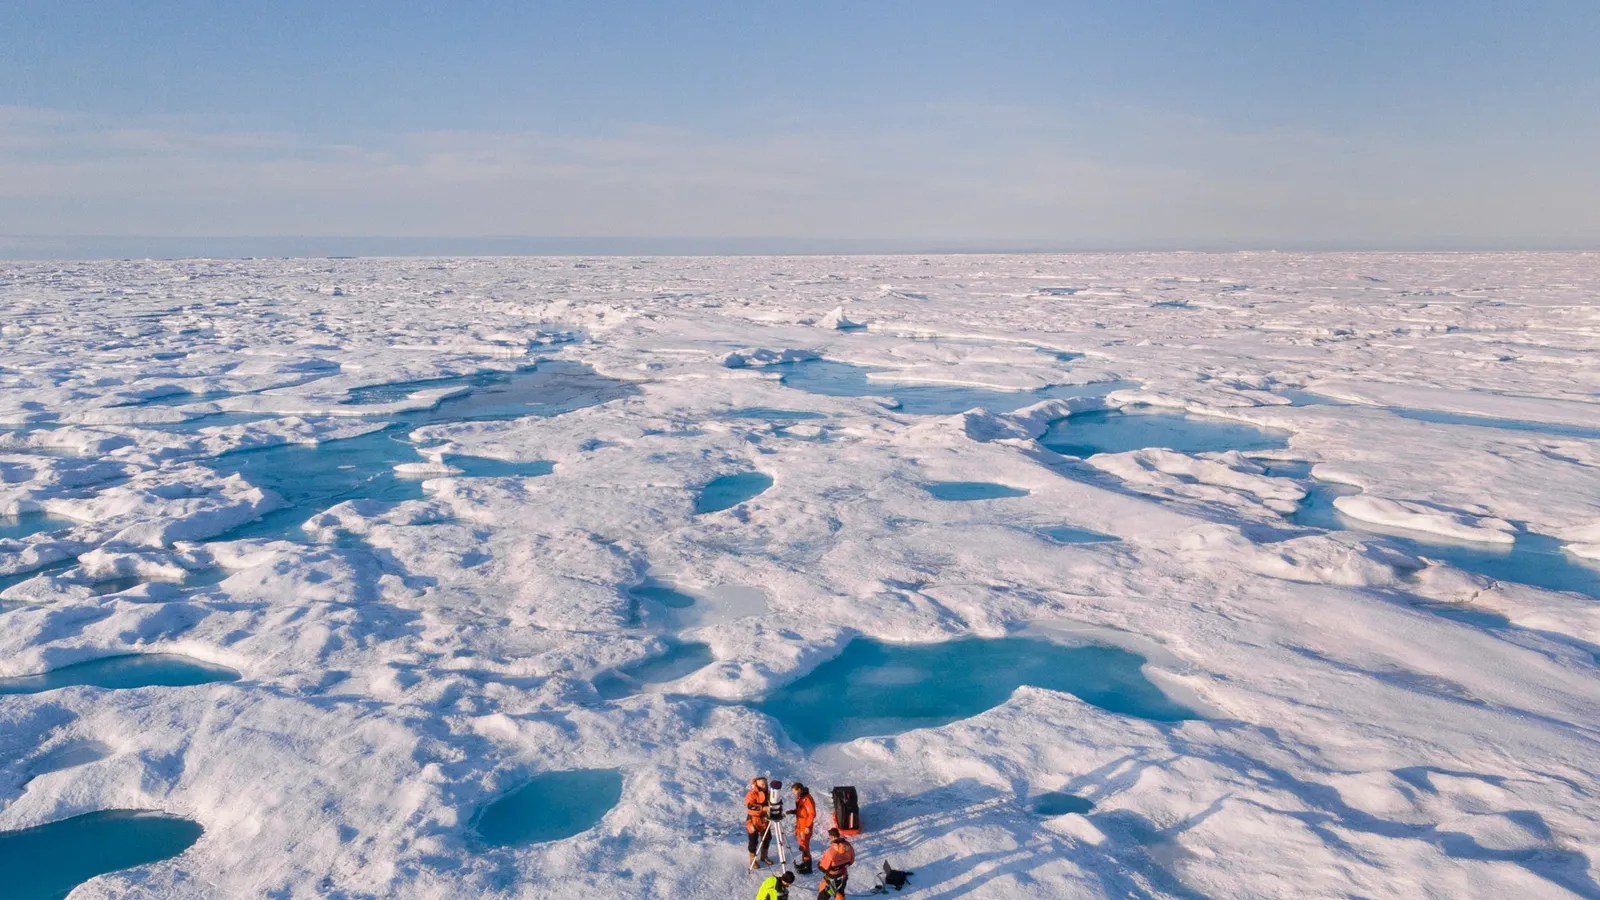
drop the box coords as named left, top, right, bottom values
left=745, top=776, right=773, bottom=867
left=817, top=827, right=855, bottom=898
left=791, top=782, right=817, bottom=874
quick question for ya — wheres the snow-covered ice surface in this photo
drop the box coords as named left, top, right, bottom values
left=2, top=253, right=1600, bottom=898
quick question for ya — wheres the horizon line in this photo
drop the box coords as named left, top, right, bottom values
left=1, top=234, right=1596, bottom=263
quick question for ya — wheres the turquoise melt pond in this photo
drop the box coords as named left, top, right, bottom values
left=0, top=809, right=203, bottom=900
left=475, top=769, right=624, bottom=847
left=754, top=636, right=1194, bottom=748
left=0, top=654, right=240, bottom=695
left=695, top=472, right=773, bottom=514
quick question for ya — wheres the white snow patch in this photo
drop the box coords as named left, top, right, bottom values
left=720, top=347, right=819, bottom=368
left=1332, top=495, right=1516, bottom=544
left=818, top=305, right=864, bottom=330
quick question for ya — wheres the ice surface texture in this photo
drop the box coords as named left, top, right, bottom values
left=779, top=358, right=1129, bottom=415
left=2, top=254, right=1600, bottom=898
left=1294, top=481, right=1600, bottom=598
left=923, top=481, right=1030, bottom=501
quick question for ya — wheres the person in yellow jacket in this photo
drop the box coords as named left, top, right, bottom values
left=756, top=870, right=796, bottom=899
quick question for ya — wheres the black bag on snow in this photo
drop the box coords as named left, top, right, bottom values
left=831, top=785, right=861, bottom=834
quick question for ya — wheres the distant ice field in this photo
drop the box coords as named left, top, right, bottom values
left=1, top=252, right=1599, bottom=898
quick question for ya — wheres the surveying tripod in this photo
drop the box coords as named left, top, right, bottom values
left=749, top=791, right=793, bottom=873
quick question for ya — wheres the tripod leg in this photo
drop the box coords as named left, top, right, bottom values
left=757, top=820, right=791, bottom=871
left=758, top=822, right=776, bottom=866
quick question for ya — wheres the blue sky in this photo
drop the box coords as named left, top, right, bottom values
left=3, top=1, right=1597, bottom=251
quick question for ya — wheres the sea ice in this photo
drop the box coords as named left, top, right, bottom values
left=1, top=253, right=1598, bottom=898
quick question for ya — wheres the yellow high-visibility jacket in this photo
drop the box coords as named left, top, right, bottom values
left=756, top=875, right=787, bottom=900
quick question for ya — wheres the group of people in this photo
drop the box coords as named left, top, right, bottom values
left=745, top=777, right=856, bottom=899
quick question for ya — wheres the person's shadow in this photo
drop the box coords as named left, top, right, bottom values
left=850, top=764, right=1209, bottom=899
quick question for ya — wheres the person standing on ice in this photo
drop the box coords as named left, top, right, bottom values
left=745, top=776, right=774, bottom=868
left=756, top=870, right=796, bottom=899
left=816, top=827, right=855, bottom=898
left=790, top=782, right=817, bottom=874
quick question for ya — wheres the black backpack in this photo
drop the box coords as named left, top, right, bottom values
left=831, top=785, right=861, bottom=833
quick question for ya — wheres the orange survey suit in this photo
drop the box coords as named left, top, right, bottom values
left=745, top=780, right=770, bottom=834
left=819, top=837, right=856, bottom=896
left=794, top=792, right=817, bottom=858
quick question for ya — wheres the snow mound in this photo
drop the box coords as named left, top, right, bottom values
left=1332, top=495, right=1516, bottom=544
left=1091, top=449, right=1307, bottom=515
left=720, top=347, right=819, bottom=369
left=818, top=305, right=864, bottom=330
left=393, top=461, right=462, bottom=478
